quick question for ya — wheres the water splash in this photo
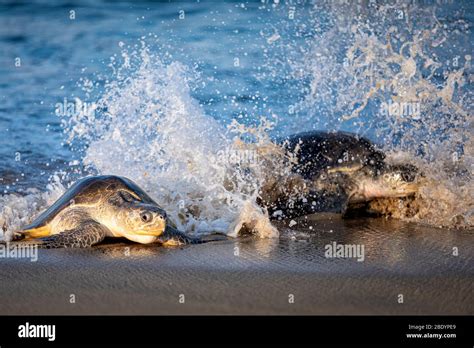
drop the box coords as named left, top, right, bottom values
left=0, top=41, right=281, bottom=241
left=0, top=176, right=65, bottom=241
left=285, top=1, right=473, bottom=228
left=64, top=42, right=278, bottom=238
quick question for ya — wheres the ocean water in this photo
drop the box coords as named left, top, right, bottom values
left=0, top=0, right=472, bottom=240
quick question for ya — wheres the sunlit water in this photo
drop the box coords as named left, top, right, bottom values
left=0, top=0, right=472, bottom=241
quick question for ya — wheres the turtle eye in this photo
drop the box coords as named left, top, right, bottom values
left=401, top=171, right=416, bottom=182
left=120, top=191, right=138, bottom=203
left=141, top=212, right=153, bottom=223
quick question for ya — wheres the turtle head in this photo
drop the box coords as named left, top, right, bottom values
left=126, top=203, right=167, bottom=236
left=106, top=189, right=167, bottom=242
left=348, top=164, right=420, bottom=202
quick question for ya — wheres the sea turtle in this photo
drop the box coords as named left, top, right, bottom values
left=10, top=175, right=200, bottom=248
left=280, top=130, right=387, bottom=179
left=261, top=131, right=420, bottom=219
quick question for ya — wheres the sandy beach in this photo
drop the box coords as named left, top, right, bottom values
left=0, top=214, right=472, bottom=315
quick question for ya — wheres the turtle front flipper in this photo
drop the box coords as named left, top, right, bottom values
left=158, top=226, right=205, bottom=247
left=17, top=220, right=109, bottom=248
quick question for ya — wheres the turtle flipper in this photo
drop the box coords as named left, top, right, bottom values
left=14, top=220, right=108, bottom=248
left=158, top=226, right=205, bottom=247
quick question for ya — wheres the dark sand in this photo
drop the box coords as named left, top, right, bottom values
left=0, top=214, right=473, bottom=315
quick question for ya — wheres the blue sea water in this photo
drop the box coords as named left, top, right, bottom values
left=0, top=0, right=472, bottom=234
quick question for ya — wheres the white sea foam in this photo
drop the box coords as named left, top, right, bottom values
left=0, top=176, right=65, bottom=241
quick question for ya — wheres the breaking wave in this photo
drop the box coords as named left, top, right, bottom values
left=279, top=1, right=473, bottom=228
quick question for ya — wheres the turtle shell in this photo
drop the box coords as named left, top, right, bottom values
left=21, top=175, right=158, bottom=231
left=279, top=131, right=385, bottom=180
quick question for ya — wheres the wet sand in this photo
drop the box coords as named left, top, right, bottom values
left=0, top=214, right=472, bottom=315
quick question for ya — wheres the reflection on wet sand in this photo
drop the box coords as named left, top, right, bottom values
left=64, top=214, right=472, bottom=274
